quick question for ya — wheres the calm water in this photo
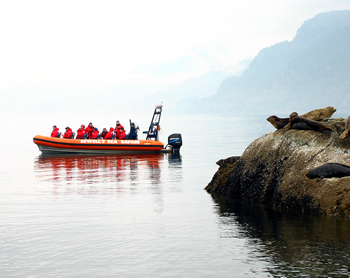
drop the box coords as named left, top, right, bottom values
left=1, top=112, right=350, bottom=277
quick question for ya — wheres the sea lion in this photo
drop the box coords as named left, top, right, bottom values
left=289, top=112, right=333, bottom=131
left=306, top=163, right=350, bottom=182
left=284, top=106, right=336, bottom=130
left=266, top=115, right=290, bottom=129
left=339, top=116, right=350, bottom=139
left=301, top=106, right=336, bottom=121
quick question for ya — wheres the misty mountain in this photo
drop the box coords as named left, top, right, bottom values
left=132, top=59, right=251, bottom=112
left=130, top=45, right=243, bottom=78
left=177, top=10, right=350, bottom=115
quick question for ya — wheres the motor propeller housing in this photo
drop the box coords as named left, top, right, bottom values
left=167, top=133, right=182, bottom=154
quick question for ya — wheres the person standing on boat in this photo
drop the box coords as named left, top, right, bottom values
left=115, top=121, right=124, bottom=137
left=104, top=127, right=115, bottom=139
left=51, top=125, right=60, bottom=138
left=76, top=124, right=86, bottom=139
left=86, top=122, right=94, bottom=139
left=115, top=121, right=124, bottom=130
left=63, top=126, right=73, bottom=139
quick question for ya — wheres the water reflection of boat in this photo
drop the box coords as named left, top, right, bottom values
left=34, top=153, right=164, bottom=186
left=33, top=104, right=183, bottom=155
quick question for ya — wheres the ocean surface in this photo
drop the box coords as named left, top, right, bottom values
left=1, top=111, right=350, bottom=277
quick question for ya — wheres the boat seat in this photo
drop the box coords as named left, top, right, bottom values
left=146, top=129, right=158, bottom=140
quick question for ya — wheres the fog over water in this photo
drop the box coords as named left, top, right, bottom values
left=2, top=1, right=350, bottom=113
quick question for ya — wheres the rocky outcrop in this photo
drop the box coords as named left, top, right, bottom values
left=206, top=118, right=350, bottom=217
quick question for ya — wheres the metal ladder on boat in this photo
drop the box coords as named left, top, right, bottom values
left=144, top=104, right=162, bottom=141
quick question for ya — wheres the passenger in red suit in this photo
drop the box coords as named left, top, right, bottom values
left=76, top=124, right=86, bottom=139
left=116, top=127, right=126, bottom=139
left=105, top=127, right=114, bottom=139
left=63, top=127, right=73, bottom=139
left=115, top=121, right=124, bottom=132
left=51, top=125, right=60, bottom=137
left=85, top=122, right=95, bottom=138
left=114, top=121, right=124, bottom=137
left=100, top=128, right=108, bottom=139
left=90, top=127, right=99, bottom=139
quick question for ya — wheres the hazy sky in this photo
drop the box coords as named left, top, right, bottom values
left=1, top=0, right=350, bottom=103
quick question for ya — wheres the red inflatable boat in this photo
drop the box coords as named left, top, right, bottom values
left=33, top=135, right=165, bottom=154
left=33, top=104, right=183, bottom=155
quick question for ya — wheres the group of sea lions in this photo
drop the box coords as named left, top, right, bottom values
left=266, top=106, right=336, bottom=132
left=267, top=106, right=350, bottom=139
left=266, top=106, right=350, bottom=182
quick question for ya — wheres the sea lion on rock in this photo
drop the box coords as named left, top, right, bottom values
left=289, top=112, right=333, bottom=131
left=301, top=106, right=336, bottom=121
left=339, top=116, right=350, bottom=139
left=266, top=115, right=290, bottom=129
left=284, top=106, right=336, bottom=130
left=306, top=163, right=350, bottom=182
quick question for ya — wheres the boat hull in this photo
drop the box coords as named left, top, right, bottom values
left=33, top=135, right=165, bottom=154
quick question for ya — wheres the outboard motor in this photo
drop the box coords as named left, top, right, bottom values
left=167, top=133, right=182, bottom=154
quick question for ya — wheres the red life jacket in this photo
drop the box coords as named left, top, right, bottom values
left=86, top=125, right=95, bottom=138
left=76, top=128, right=86, bottom=139
left=90, top=129, right=99, bottom=139
left=115, top=124, right=124, bottom=132
left=116, top=129, right=126, bottom=139
left=63, top=128, right=73, bottom=138
left=100, top=130, right=108, bottom=138
left=105, top=127, right=114, bottom=139
left=51, top=128, right=60, bottom=137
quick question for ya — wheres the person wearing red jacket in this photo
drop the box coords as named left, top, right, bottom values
left=63, top=126, right=73, bottom=139
left=85, top=122, right=94, bottom=139
left=100, top=128, right=108, bottom=139
left=76, top=124, right=86, bottom=139
left=104, top=127, right=114, bottom=139
left=90, top=127, right=99, bottom=139
left=116, top=127, right=126, bottom=139
left=114, top=120, right=124, bottom=134
left=51, top=125, right=60, bottom=137
left=114, top=121, right=124, bottom=137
